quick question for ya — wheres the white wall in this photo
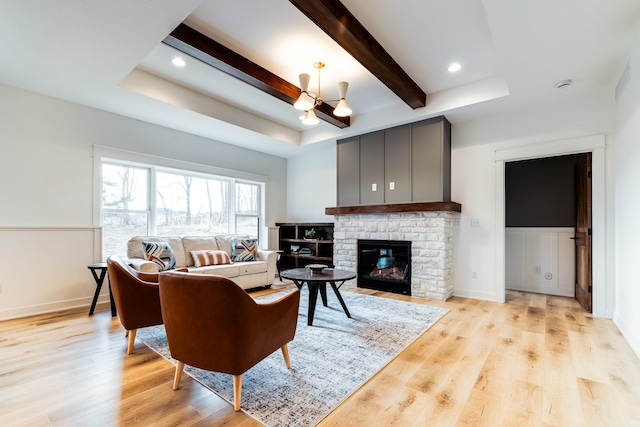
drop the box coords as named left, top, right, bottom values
left=0, top=84, right=287, bottom=320
left=613, top=37, right=640, bottom=357
left=505, top=228, right=575, bottom=297
left=286, top=142, right=337, bottom=222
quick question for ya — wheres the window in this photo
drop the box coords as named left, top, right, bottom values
left=101, top=163, right=150, bottom=258
left=100, top=160, right=264, bottom=259
left=156, top=171, right=230, bottom=237
left=235, top=182, right=261, bottom=236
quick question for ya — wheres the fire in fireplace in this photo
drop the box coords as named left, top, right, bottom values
left=357, top=239, right=411, bottom=295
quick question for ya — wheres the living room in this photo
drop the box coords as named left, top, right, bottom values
left=2, top=1, right=640, bottom=425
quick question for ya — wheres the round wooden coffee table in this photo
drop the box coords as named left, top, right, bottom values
left=280, top=268, right=355, bottom=326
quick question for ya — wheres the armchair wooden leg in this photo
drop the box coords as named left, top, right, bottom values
left=173, top=361, right=184, bottom=390
left=233, top=375, right=242, bottom=411
left=281, top=344, right=292, bottom=369
left=126, top=329, right=137, bottom=355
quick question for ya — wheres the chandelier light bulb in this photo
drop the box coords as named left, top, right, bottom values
left=333, top=98, right=352, bottom=117
left=333, top=81, right=352, bottom=116
left=302, top=109, right=319, bottom=125
left=294, top=92, right=315, bottom=111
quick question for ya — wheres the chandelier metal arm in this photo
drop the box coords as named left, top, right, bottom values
left=305, top=98, right=349, bottom=126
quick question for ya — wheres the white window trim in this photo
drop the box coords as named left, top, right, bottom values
left=93, top=145, right=268, bottom=256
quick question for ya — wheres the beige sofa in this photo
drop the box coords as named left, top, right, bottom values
left=126, top=235, right=278, bottom=290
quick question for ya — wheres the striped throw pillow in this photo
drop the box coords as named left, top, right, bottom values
left=231, top=238, right=258, bottom=262
left=142, top=241, right=176, bottom=271
left=190, top=250, right=232, bottom=267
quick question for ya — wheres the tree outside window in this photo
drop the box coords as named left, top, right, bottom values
left=101, top=163, right=149, bottom=258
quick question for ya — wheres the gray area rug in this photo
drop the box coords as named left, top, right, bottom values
left=137, top=288, right=448, bottom=427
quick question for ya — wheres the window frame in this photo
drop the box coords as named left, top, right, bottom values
left=94, top=147, right=268, bottom=260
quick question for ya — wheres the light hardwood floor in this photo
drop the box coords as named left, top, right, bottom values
left=1, top=284, right=639, bottom=426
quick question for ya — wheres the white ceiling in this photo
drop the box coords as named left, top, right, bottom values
left=1, top=0, right=639, bottom=158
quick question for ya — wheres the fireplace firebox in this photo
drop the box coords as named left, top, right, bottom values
left=357, top=239, right=411, bottom=295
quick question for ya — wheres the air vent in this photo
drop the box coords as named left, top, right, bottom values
left=615, top=59, right=631, bottom=104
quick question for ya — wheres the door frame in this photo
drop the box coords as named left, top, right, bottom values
left=495, top=135, right=609, bottom=317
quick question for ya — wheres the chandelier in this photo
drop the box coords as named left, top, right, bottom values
left=294, top=62, right=352, bottom=125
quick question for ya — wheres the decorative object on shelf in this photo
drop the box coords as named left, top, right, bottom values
left=294, top=62, right=352, bottom=125
left=299, top=247, right=313, bottom=256
left=306, top=263, right=328, bottom=274
left=290, top=244, right=300, bottom=255
left=304, top=228, right=318, bottom=240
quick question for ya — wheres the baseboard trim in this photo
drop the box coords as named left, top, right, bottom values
left=613, top=311, right=640, bottom=359
left=453, top=288, right=498, bottom=302
left=506, top=285, right=575, bottom=298
left=0, top=294, right=110, bottom=321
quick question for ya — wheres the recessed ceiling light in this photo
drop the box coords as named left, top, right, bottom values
left=447, top=62, right=462, bottom=73
left=172, top=57, right=186, bottom=68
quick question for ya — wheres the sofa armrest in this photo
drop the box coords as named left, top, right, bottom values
left=257, top=250, right=278, bottom=282
left=128, top=257, right=160, bottom=273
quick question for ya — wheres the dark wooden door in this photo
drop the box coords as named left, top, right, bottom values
left=574, top=153, right=592, bottom=312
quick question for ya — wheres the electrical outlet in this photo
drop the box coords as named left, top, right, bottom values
left=471, top=271, right=478, bottom=279
left=534, top=266, right=541, bottom=274
left=471, top=218, right=480, bottom=227
left=372, top=183, right=377, bottom=191
left=389, top=181, right=395, bottom=190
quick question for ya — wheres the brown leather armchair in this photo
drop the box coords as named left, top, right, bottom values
left=158, top=271, right=300, bottom=411
left=106, top=255, right=164, bottom=355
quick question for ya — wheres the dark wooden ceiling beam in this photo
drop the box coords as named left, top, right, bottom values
left=289, top=0, right=426, bottom=109
left=163, top=23, right=349, bottom=128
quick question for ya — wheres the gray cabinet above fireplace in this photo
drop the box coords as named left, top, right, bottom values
left=336, top=116, right=451, bottom=207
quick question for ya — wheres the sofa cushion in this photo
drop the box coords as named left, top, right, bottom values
left=235, top=260, right=268, bottom=275
left=190, top=250, right=232, bottom=267
left=230, top=238, right=258, bottom=262
left=190, top=264, right=240, bottom=278
left=128, top=236, right=187, bottom=268
left=182, top=236, right=219, bottom=266
left=142, top=241, right=176, bottom=271
left=215, top=234, right=248, bottom=256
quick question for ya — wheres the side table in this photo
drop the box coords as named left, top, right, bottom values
left=275, top=250, right=284, bottom=280
left=88, top=262, right=117, bottom=317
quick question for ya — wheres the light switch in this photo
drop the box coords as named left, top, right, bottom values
left=372, top=183, right=377, bottom=191
left=389, top=182, right=395, bottom=190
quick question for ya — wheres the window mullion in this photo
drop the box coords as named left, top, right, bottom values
left=148, top=167, right=156, bottom=235
left=229, top=179, right=236, bottom=234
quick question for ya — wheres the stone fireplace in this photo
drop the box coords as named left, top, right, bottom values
left=327, top=202, right=460, bottom=301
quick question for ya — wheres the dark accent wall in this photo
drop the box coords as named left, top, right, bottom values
left=505, top=154, right=586, bottom=227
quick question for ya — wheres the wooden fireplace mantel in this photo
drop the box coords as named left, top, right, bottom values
left=325, top=201, right=462, bottom=215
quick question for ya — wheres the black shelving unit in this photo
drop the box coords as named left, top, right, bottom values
left=276, top=222, right=334, bottom=269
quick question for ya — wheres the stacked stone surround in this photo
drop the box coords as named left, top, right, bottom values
left=332, top=211, right=459, bottom=301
